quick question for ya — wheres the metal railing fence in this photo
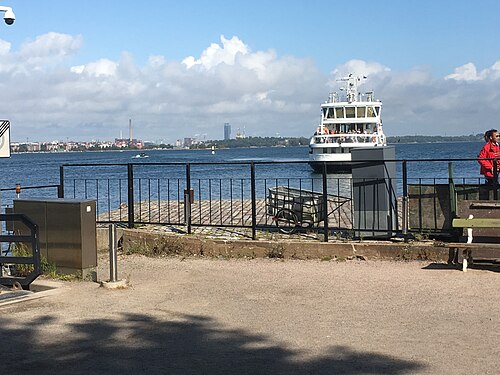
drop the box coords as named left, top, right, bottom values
left=1, top=158, right=498, bottom=242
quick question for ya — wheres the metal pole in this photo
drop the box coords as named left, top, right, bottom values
left=494, top=158, right=498, bottom=200
left=185, top=163, right=192, bottom=234
left=402, top=160, right=409, bottom=241
left=108, top=223, right=117, bottom=282
left=322, top=162, right=329, bottom=242
left=448, top=162, right=456, bottom=220
left=127, top=164, right=135, bottom=228
left=58, top=165, right=64, bottom=198
left=250, top=162, right=257, bottom=240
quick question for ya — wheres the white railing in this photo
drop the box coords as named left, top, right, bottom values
left=312, top=133, right=383, bottom=145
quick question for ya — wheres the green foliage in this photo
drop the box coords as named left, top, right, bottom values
left=200, top=136, right=310, bottom=149
left=387, top=134, right=483, bottom=144
left=125, top=237, right=185, bottom=257
left=11, top=243, right=57, bottom=277
left=267, top=244, right=285, bottom=259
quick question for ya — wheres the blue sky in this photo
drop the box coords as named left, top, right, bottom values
left=0, top=0, right=499, bottom=142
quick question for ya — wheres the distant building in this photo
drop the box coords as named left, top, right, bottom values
left=114, top=138, right=144, bottom=149
left=224, top=123, right=231, bottom=140
left=235, top=127, right=245, bottom=139
left=183, top=138, right=193, bottom=147
left=115, top=138, right=129, bottom=148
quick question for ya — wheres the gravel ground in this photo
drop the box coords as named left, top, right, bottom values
left=1, top=255, right=499, bottom=374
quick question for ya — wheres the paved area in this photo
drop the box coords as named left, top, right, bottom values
left=1, top=255, right=499, bottom=374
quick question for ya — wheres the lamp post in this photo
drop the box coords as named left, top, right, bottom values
left=0, top=5, right=15, bottom=25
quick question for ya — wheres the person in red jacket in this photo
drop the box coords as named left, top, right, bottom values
left=478, top=129, right=500, bottom=184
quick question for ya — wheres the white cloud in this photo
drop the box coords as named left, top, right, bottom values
left=182, top=35, right=249, bottom=69
left=329, top=60, right=390, bottom=83
left=445, top=63, right=483, bottom=81
left=445, top=61, right=500, bottom=81
left=0, top=32, right=82, bottom=75
left=0, top=39, right=11, bottom=55
left=2, top=32, right=500, bottom=142
left=71, top=59, right=117, bottom=77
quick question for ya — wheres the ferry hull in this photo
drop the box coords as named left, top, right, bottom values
left=308, top=160, right=354, bottom=173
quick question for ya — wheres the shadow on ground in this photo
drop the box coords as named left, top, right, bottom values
left=422, top=262, right=500, bottom=272
left=0, top=312, right=426, bottom=374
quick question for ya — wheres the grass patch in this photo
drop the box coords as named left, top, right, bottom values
left=267, top=244, right=285, bottom=259
left=10, top=243, right=80, bottom=281
left=125, top=237, right=185, bottom=257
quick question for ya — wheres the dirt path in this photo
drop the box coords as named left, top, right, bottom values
left=1, top=255, right=499, bottom=374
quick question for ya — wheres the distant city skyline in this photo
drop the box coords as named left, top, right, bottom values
left=1, top=1, right=499, bottom=143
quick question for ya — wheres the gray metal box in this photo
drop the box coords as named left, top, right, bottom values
left=351, top=147, right=397, bottom=238
left=13, top=198, right=97, bottom=274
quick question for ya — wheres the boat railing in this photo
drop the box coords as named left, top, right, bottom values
left=312, top=133, right=383, bottom=144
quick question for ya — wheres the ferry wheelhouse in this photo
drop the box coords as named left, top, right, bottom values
left=308, top=74, right=386, bottom=173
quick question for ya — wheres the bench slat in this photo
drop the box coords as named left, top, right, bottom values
left=452, top=218, right=500, bottom=228
left=447, top=242, right=500, bottom=249
left=470, top=202, right=500, bottom=209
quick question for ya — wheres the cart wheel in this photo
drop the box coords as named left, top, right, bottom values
left=274, top=208, right=298, bottom=234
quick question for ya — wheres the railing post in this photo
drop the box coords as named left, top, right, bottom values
left=108, top=223, right=118, bottom=282
left=402, top=160, right=409, bottom=242
left=185, top=163, right=192, bottom=234
left=127, top=163, right=135, bottom=229
left=58, top=165, right=64, bottom=198
left=250, top=162, right=257, bottom=240
left=448, top=162, right=457, bottom=221
left=322, top=162, right=329, bottom=242
left=494, top=158, right=498, bottom=200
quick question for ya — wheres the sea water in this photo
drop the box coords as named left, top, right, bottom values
left=0, top=141, right=487, bottom=210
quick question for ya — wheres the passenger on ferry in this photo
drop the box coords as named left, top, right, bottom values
left=315, top=126, right=326, bottom=135
left=478, top=128, right=500, bottom=184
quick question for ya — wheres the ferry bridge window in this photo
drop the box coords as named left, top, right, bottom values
left=322, top=108, right=327, bottom=118
left=345, top=107, right=355, bottom=118
left=327, top=108, right=334, bottom=118
left=356, top=107, right=366, bottom=117
left=335, top=107, right=344, bottom=118
left=367, top=107, right=375, bottom=117
left=375, top=106, right=380, bottom=116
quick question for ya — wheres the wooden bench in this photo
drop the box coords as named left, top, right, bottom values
left=449, top=215, right=500, bottom=271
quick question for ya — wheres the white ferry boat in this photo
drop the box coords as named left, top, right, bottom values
left=308, top=74, right=386, bottom=173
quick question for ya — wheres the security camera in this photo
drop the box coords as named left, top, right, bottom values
left=1, top=7, right=15, bottom=25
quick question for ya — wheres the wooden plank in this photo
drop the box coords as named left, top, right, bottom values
left=452, top=218, right=500, bottom=228
left=447, top=242, right=500, bottom=248
left=470, top=202, right=500, bottom=209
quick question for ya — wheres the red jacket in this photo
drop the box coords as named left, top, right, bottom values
left=478, top=141, right=500, bottom=178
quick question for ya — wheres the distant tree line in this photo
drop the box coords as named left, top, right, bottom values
left=191, top=136, right=310, bottom=149
left=387, top=134, right=484, bottom=143
left=193, top=134, right=485, bottom=149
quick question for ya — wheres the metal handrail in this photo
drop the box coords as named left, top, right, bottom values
left=0, top=213, right=41, bottom=289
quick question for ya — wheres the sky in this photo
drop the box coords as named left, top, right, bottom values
left=0, top=0, right=499, bottom=143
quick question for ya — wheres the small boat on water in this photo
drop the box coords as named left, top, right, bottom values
left=132, top=152, right=149, bottom=159
left=308, top=74, right=387, bottom=173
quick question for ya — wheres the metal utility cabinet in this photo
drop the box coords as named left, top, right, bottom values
left=351, top=147, right=397, bottom=239
left=13, top=198, right=97, bottom=276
